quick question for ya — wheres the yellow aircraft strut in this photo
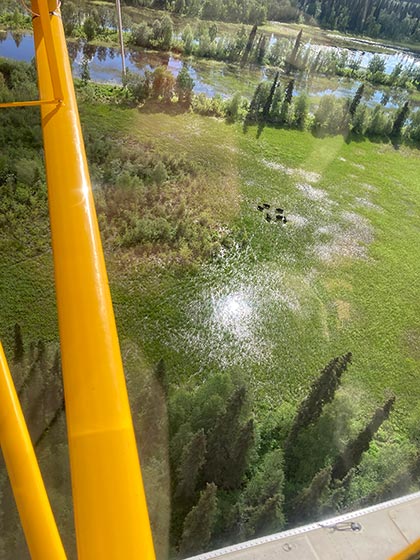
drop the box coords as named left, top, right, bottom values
left=0, top=1, right=156, bottom=559
left=0, top=343, right=67, bottom=559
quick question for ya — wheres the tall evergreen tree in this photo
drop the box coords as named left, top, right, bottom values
left=203, top=385, right=255, bottom=489
left=286, top=28, right=303, bottom=73
left=246, top=82, right=263, bottom=121
left=256, top=34, right=268, bottom=64
left=178, top=483, right=218, bottom=557
left=287, top=467, right=332, bottom=525
left=391, top=101, right=410, bottom=137
left=226, top=418, right=256, bottom=488
left=290, top=29, right=303, bottom=66
left=175, top=429, right=207, bottom=503
left=279, top=79, right=295, bottom=124
left=331, top=395, right=396, bottom=481
left=240, top=449, right=285, bottom=538
left=262, top=72, right=279, bottom=121
left=241, top=24, right=258, bottom=66
left=349, top=83, right=365, bottom=116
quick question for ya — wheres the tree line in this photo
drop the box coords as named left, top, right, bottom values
left=115, top=62, right=420, bottom=145
left=123, top=0, right=420, bottom=43
left=299, top=0, right=420, bottom=42
left=244, top=76, right=418, bottom=143
left=2, top=0, right=420, bottom=43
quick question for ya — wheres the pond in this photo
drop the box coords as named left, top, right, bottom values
left=0, top=31, right=417, bottom=109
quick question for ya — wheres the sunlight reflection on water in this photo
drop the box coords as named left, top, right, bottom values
left=212, top=290, right=253, bottom=339
left=171, top=263, right=308, bottom=370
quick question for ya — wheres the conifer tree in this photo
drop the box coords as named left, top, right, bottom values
left=175, top=429, right=207, bottom=503
left=287, top=467, right=332, bottom=525
left=240, top=449, right=285, bottom=538
left=256, top=34, right=268, bottom=64
left=13, top=323, right=24, bottom=363
left=284, top=79, right=295, bottom=105
left=246, top=83, right=263, bottom=121
left=178, top=483, right=218, bottom=557
left=262, top=72, right=279, bottom=122
left=331, top=395, right=396, bottom=481
left=286, top=29, right=303, bottom=73
left=349, top=83, right=365, bottom=116
left=203, top=385, right=254, bottom=489
left=391, top=101, right=410, bottom=137
left=292, top=29, right=303, bottom=57
left=246, top=83, right=262, bottom=120
left=241, top=24, right=258, bottom=66
left=279, top=79, right=295, bottom=124
left=225, top=418, right=255, bottom=489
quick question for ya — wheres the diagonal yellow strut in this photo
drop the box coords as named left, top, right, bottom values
left=0, top=343, right=67, bottom=560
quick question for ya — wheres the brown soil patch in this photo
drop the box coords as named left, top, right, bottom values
left=403, top=329, right=420, bottom=361
left=335, top=300, right=351, bottom=323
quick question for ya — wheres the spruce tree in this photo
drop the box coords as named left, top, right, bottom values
left=349, top=83, right=365, bottom=116
left=391, top=101, right=410, bottom=137
left=225, top=418, right=255, bottom=489
left=286, top=29, right=303, bottom=73
left=240, top=449, right=285, bottom=538
left=178, top=483, right=218, bottom=557
left=262, top=72, right=279, bottom=122
left=332, top=395, right=396, bottom=481
left=203, top=385, right=255, bottom=489
left=284, top=79, right=295, bottom=105
left=287, top=467, right=332, bottom=525
left=292, top=29, right=303, bottom=59
left=279, top=79, right=295, bottom=124
left=175, top=430, right=207, bottom=503
left=256, top=34, right=268, bottom=64
left=176, top=65, right=194, bottom=104
left=246, top=83, right=263, bottom=121
left=13, top=323, right=24, bottom=363
left=241, top=24, right=258, bottom=66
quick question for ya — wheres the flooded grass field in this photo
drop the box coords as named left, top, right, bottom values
left=70, top=105, right=420, bottom=429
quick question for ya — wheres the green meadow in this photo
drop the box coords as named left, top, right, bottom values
left=9, top=99, right=420, bottom=427
left=84, top=106, right=420, bottom=431
left=2, top=102, right=420, bottom=432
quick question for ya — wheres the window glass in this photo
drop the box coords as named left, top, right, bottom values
left=1, top=0, right=420, bottom=558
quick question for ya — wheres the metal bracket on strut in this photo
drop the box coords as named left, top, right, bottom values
left=0, top=0, right=63, bottom=109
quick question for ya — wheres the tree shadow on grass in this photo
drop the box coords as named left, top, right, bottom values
left=242, top=116, right=266, bottom=138
left=285, top=392, right=358, bottom=491
left=138, top=100, right=191, bottom=116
